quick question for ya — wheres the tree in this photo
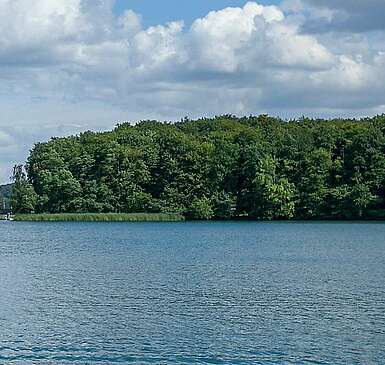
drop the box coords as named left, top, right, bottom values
left=297, top=148, right=333, bottom=218
left=11, top=165, right=37, bottom=213
left=246, top=157, right=295, bottom=220
left=187, top=197, right=214, bottom=220
left=350, top=182, right=376, bottom=218
left=36, top=169, right=82, bottom=213
left=212, top=192, right=236, bottom=219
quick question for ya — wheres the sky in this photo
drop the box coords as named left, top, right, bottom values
left=0, top=0, right=385, bottom=183
left=113, top=0, right=280, bottom=27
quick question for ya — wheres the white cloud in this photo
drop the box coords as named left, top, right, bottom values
left=188, top=3, right=282, bottom=72
left=0, top=0, right=384, bottom=182
left=132, top=21, right=186, bottom=72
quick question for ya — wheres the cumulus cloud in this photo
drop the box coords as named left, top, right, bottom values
left=188, top=3, right=283, bottom=72
left=0, top=0, right=384, bottom=182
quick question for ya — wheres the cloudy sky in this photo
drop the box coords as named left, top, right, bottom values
left=1, top=0, right=385, bottom=183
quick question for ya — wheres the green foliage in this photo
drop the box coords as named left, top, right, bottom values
left=187, top=197, right=214, bottom=220
left=212, top=192, right=236, bottom=219
left=11, top=165, right=37, bottom=213
left=297, top=148, right=333, bottom=218
left=15, top=113, right=385, bottom=220
left=350, top=183, right=377, bottom=217
left=246, top=157, right=295, bottom=220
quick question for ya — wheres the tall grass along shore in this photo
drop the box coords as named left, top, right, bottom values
left=14, top=213, right=184, bottom=222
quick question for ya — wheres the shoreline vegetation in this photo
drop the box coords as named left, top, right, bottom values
left=8, top=114, right=385, bottom=221
left=10, top=213, right=385, bottom=222
left=13, top=213, right=184, bottom=222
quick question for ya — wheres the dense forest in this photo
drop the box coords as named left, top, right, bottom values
left=11, top=114, right=385, bottom=220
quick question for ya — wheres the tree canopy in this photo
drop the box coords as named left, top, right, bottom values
left=14, top=114, right=385, bottom=220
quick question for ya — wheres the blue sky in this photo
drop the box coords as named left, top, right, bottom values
left=113, top=0, right=280, bottom=26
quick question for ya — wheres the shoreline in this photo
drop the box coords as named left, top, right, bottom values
left=10, top=213, right=385, bottom=223
left=13, top=213, right=185, bottom=222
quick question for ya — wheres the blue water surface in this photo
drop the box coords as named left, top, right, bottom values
left=0, top=221, right=384, bottom=364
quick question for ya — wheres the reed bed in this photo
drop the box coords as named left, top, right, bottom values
left=14, top=213, right=184, bottom=222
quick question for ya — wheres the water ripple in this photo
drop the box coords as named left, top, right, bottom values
left=0, top=221, right=384, bottom=364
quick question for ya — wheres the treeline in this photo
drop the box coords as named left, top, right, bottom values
left=12, top=114, right=385, bottom=220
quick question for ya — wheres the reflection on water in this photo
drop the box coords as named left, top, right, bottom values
left=1, top=221, right=385, bottom=364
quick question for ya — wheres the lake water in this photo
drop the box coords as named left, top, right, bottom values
left=0, top=222, right=384, bottom=364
